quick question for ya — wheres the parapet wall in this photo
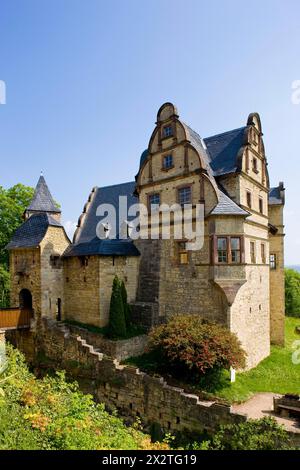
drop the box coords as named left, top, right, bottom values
left=34, top=319, right=246, bottom=437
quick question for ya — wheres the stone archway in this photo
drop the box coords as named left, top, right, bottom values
left=19, top=289, right=33, bottom=310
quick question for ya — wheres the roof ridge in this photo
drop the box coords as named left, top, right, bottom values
left=99, top=181, right=135, bottom=190
left=204, top=126, right=247, bottom=141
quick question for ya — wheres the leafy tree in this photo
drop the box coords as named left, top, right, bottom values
left=108, top=276, right=127, bottom=339
left=120, top=280, right=132, bottom=328
left=285, top=268, right=300, bottom=317
left=192, top=417, right=293, bottom=450
left=149, top=315, right=246, bottom=380
left=0, top=265, right=10, bottom=308
left=0, top=184, right=34, bottom=268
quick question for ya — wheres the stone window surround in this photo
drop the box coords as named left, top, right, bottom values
left=162, top=123, right=174, bottom=139
left=270, top=253, right=277, bottom=270
left=211, top=234, right=245, bottom=265
left=147, top=192, right=161, bottom=212
left=176, top=239, right=189, bottom=265
left=177, top=184, right=192, bottom=207
left=161, top=153, right=174, bottom=171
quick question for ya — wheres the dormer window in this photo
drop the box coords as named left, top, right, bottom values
left=163, top=154, right=173, bottom=170
left=163, top=125, right=173, bottom=138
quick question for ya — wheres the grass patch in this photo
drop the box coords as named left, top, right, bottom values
left=124, top=317, right=300, bottom=403
left=63, top=319, right=146, bottom=340
left=215, top=316, right=300, bottom=402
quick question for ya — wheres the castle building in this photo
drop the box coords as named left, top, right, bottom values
left=6, top=103, right=285, bottom=369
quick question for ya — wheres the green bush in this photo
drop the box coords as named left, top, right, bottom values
left=192, top=417, right=293, bottom=450
left=108, top=276, right=127, bottom=338
left=285, top=269, right=300, bottom=317
left=149, top=315, right=246, bottom=380
left=120, top=280, right=132, bottom=328
left=0, top=344, right=169, bottom=450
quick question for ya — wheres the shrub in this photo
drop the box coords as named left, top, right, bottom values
left=149, top=315, right=246, bottom=379
left=192, top=417, right=293, bottom=450
left=285, top=269, right=300, bottom=317
left=120, top=280, right=132, bottom=327
left=0, top=344, right=169, bottom=450
left=108, top=276, right=127, bottom=338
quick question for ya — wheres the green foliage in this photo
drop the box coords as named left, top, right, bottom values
left=108, top=276, right=127, bottom=339
left=0, top=183, right=34, bottom=306
left=0, top=265, right=10, bottom=308
left=0, top=344, right=168, bottom=450
left=192, top=417, right=293, bottom=450
left=120, top=280, right=132, bottom=328
left=0, top=184, right=34, bottom=268
left=202, top=317, right=300, bottom=402
left=149, top=315, right=246, bottom=380
left=285, top=268, right=300, bottom=317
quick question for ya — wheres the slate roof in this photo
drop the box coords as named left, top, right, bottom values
left=65, top=181, right=140, bottom=257
left=139, top=125, right=247, bottom=179
left=269, top=185, right=284, bottom=205
left=27, top=175, right=61, bottom=213
left=204, top=127, right=247, bottom=177
left=209, top=189, right=249, bottom=217
left=6, top=213, right=62, bottom=250
left=64, top=238, right=140, bottom=257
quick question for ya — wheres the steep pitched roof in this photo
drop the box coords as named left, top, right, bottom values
left=27, top=175, right=61, bottom=213
left=204, top=127, right=247, bottom=177
left=65, top=181, right=140, bottom=257
left=209, top=189, right=249, bottom=216
left=6, top=213, right=62, bottom=250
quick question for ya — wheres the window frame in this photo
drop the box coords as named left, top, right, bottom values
left=259, top=197, right=264, bottom=214
left=250, top=241, right=256, bottom=264
left=270, top=253, right=277, bottom=270
left=212, top=235, right=244, bottom=265
left=162, top=153, right=174, bottom=171
left=261, top=243, right=266, bottom=264
left=177, top=185, right=192, bottom=207
left=246, top=191, right=252, bottom=208
left=252, top=157, right=259, bottom=173
left=162, top=124, right=174, bottom=139
left=147, top=192, right=161, bottom=212
left=177, top=240, right=189, bottom=265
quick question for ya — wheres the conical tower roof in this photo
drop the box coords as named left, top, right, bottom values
left=27, top=175, right=61, bottom=214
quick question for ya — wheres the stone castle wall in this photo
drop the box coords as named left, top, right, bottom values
left=12, top=319, right=246, bottom=438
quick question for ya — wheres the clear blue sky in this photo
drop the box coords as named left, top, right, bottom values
left=0, top=0, right=299, bottom=264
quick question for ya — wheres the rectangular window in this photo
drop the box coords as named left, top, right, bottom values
left=231, top=237, right=241, bottom=263
left=163, top=154, right=173, bottom=169
left=163, top=125, right=173, bottom=138
left=270, top=253, right=277, bottom=270
left=259, top=197, right=264, bottom=214
left=261, top=243, right=266, bottom=264
left=253, top=157, right=258, bottom=173
left=178, top=241, right=188, bottom=265
left=148, top=193, right=160, bottom=211
left=217, top=237, right=228, bottom=263
left=250, top=241, right=256, bottom=264
left=178, top=186, right=192, bottom=206
left=246, top=191, right=252, bottom=208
